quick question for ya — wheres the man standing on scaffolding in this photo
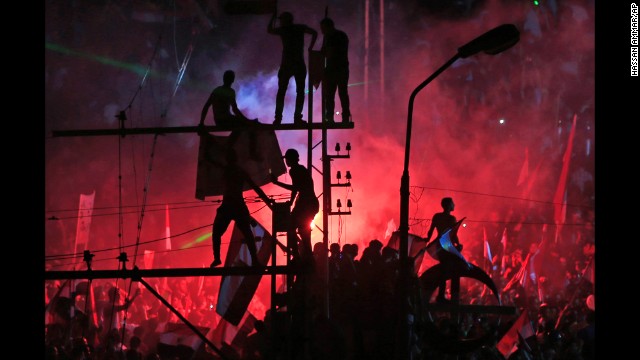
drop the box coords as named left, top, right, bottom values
left=270, top=148, right=319, bottom=265
left=268, top=11, right=317, bottom=125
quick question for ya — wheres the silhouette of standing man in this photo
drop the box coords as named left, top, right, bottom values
left=208, top=149, right=270, bottom=268
left=200, top=70, right=261, bottom=161
left=271, top=149, right=319, bottom=263
left=320, top=17, right=351, bottom=124
left=424, top=197, right=464, bottom=303
left=268, top=11, right=317, bottom=125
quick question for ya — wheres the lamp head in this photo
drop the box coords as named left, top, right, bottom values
left=457, top=24, right=520, bottom=58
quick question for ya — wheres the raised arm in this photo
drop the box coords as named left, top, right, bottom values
left=306, top=26, right=318, bottom=51
left=271, top=177, right=294, bottom=192
left=267, top=11, right=277, bottom=34
left=270, top=174, right=297, bottom=204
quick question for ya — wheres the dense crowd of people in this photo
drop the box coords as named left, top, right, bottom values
left=45, top=212, right=594, bottom=360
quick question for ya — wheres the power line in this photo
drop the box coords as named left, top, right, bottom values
left=45, top=194, right=291, bottom=214
left=410, top=185, right=594, bottom=210
left=45, top=222, right=213, bottom=261
left=409, top=217, right=591, bottom=227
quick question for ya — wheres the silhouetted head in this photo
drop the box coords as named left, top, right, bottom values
left=441, top=197, right=454, bottom=212
left=225, top=148, right=238, bottom=165
left=329, top=243, right=341, bottom=255
left=222, top=70, right=235, bottom=86
left=283, top=148, right=299, bottom=166
left=382, top=246, right=399, bottom=261
left=320, top=17, right=334, bottom=34
left=129, top=336, right=141, bottom=350
left=369, top=239, right=383, bottom=252
left=278, top=11, right=293, bottom=26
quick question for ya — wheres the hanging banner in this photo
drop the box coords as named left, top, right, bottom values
left=195, top=130, right=286, bottom=200
left=74, top=191, right=96, bottom=256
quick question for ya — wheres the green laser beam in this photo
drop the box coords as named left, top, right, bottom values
left=46, top=42, right=213, bottom=91
left=180, top=232, right=211, bottom=249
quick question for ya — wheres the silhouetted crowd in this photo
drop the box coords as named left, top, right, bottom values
left=46, top=214, right=594, bottom=360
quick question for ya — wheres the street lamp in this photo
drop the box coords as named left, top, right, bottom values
left=397, top=23, right=520, bottom=358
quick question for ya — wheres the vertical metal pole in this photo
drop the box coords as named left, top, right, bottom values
left=270, top=218, right=277, bottom=360
left=307, top=49, right=313, bottom=177
left=322, top=131, right=330, bottom=320
left=379, top=0, right=385, bottom=122
left=398, top=54, right=460, bottom=360
left=321, top=59, right=331, bottom=319
left=364, top=0, right=370, bottom=125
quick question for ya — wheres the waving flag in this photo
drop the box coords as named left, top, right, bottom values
left=553, top=114, right=577, bottom=242
left=215, top=217, right=273, bottom=325
left=484, top=232, right=495, bottom=272
left=205, top=310, right=258, bottom=357
left=497, top=311, right=535, bottom=358
left=158, top=322, right=210, bottom=351
left=500, top=227, right=509, bottom=274
left=503, top=253, right=531, bottom=293
left=386, top=231, right=427, bottom=274
left=425, top=219, right=471, bottom=269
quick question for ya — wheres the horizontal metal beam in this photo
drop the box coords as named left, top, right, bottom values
left=328, top=211, right=352, bottom=216
left=51, top=122, right=355, bottom=137
left=44, top=265, right=295, bottom=280
left=326, top=154, right=351, bottom=159
left=423, top=304, right=516, bottom=315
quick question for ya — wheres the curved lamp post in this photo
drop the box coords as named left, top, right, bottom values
left=397, top=23, right=520, bottom=358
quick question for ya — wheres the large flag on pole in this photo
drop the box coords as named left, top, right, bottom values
left=215, top=216, right=273, bottom=326
left=74, top=191, right=96, bottom=258
left=195, top=131, right=286, bottom=200
left=553, top=114, right=577, bottom=242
